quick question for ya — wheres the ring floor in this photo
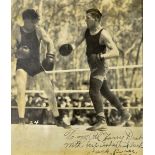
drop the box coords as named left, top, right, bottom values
left=12, top=124, right=143, bottom=155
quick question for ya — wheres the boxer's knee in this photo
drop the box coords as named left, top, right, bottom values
left=89, top=88, right=100, bottom=99
left=16, top=69, right=27, bottom=95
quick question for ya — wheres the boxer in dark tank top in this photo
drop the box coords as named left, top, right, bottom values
left=12, top=9, right=70, bottom=128
left=16, top=26, right=42, bottom=76
left=60, top=8, right=131, bottom=131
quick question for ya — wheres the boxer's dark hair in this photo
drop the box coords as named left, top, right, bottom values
left=22, top=9, right=39, bottom=20
left=86, top=8, right=102, bottom=21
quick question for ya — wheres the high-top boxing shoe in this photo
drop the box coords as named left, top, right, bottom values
left=120, top=109, right=131, bottom=123
left=86, top=116, right=107, bottom=131
left=55, top=116, right=71, bottom=129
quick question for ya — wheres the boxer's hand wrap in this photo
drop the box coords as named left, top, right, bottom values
left=96, top=53, right=103, bottom=61
left=88, top=53, right=104, bottom=66
left=46, top=53, right=55, bottom=60
left=91, top=53, right=103, bottom=62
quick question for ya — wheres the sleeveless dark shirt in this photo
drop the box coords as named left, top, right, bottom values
left=85, top=28, right=106, bottom=56
left=16, top=27, right=43, bottom=76
left=85, top=28, right=107, bottom=70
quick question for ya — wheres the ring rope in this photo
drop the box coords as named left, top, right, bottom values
left=46, top=64, right=143, bottom=74
left=11, top=106, right=143, bottom=110
left=24, top=88, right=142, bottom=94
left=54, top=88, right=142, bottom=94
left=12, top=65, right=143, bottom=110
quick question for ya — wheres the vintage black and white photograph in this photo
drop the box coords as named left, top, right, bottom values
left=11, top=0, right=143, bottom=155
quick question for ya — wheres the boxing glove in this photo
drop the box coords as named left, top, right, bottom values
left=16, top=45, right=30, bottom=59
left=87, top=53, right=105, bottom=68
left=59, top=44, right=73, bottom=56
left=42, top=53, right=55, bottom=71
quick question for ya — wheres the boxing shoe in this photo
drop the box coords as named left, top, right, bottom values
left=87, top=116, right=107, bottom=131
left=19, top=118, right=25, bottom=125
left=120, top=109, right=131, bottom=123
left=55, top=117, right=71, bottom=129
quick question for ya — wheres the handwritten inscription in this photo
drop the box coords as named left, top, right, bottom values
left=64, top=128, right=143, bottom=155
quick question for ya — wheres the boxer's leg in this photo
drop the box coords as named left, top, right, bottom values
left=89, top=77, right=105, bottom=116
left=87, top=71, right=107, bottom=131
left=35, top=71, right=59, bottom=117
left=16, top=69, right=28, bottom=124
left=36, top=71, right=70, bottom=128
left=101, top=80, right=131, bottom=123
left=101, top=80, right=123, bottom=110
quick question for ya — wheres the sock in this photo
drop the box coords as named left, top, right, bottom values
left=19, top=117, right=25, bottom=123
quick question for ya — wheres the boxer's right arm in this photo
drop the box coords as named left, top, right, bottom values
left=11, top=25, right=20, bottom=59
left=58, top=27, right=86, bottom=56
left=11, top=31, right=17, bottom=59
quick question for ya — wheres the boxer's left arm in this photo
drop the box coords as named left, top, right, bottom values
left=70, top=26, right=86, bottom=50
left=39, top=27, right=55, bottom=56
left=99, top=29, right=119, bottom=59
left=38, top=27, right=55, bottom=69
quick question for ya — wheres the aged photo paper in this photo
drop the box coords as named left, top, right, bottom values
left=11, top=0, right=143, bottom=155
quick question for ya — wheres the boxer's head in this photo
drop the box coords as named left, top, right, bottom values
left=86, top=8, right=102, bottom=29
left=22, top=9, right=39, bottom=30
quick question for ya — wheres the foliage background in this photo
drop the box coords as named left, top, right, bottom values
left=11, top=0, right=143, bottom=102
